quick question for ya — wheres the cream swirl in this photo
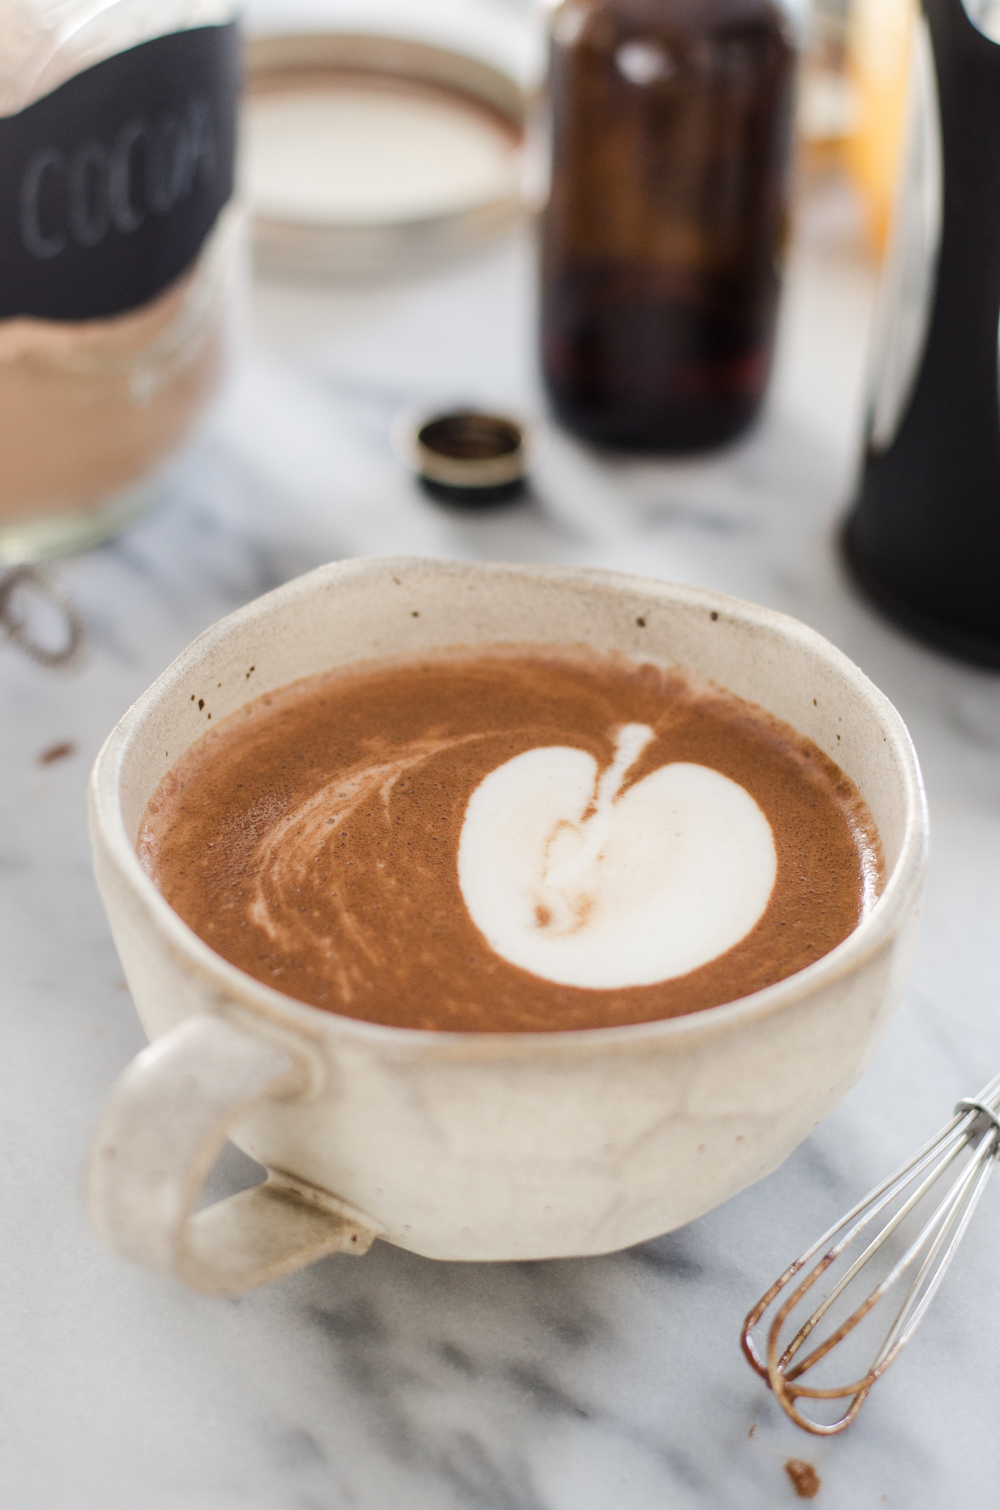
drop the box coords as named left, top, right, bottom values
left=246, top=735, right=487, bottom=1000
left=457, top=724, right=778, bottom=989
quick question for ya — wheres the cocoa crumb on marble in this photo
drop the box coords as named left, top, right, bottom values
left=38, top=741, right=75, bottom=765
left=785, top=1459, right=820, bottom=1498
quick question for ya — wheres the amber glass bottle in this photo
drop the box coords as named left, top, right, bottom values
left=541, top=0, right=796, bottom=451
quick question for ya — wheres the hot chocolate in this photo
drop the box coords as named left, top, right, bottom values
left=138, top=645, right=882, bottom=1032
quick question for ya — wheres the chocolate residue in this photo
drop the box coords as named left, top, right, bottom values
left=785, top=1459, right=821, bottom=1498
left=139, top=645, right=883, bottom=1033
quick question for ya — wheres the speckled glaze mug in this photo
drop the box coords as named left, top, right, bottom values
left=86, top=559, right=928, bottom=1295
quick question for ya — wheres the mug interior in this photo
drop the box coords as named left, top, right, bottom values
left=109, top=558, right=925, bottom=997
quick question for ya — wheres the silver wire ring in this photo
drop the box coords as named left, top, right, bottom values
left=955, top=1099, right=1000, bottom=1139
left=0, top=565, right=84, bottom=668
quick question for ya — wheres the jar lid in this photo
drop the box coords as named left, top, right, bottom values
left=242, top=33, right=530, bottom=278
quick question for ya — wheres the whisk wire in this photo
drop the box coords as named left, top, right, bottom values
left=742, top=1109, right=973, bottom=1378
left=776, top=1124, right=979, bottom=1379
left=780, top=1124, right=995, bottom=1388
left=871, top=1126, right=997, bottom=1363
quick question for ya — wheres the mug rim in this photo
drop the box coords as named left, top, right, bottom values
left=90, top=557, right=929, bottom=1052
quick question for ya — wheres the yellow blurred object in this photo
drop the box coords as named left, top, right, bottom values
left=796, top=0, right=857, bottom=178
left=798, top=60, right=859, bottom=175
left=845, top=0, right=916, bottom=257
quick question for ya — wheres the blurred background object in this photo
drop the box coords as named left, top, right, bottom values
left=245, top=0, right=544, bottom=86
left=846, top=0, right=1000, bottom=666
left=241, top=32, right=529, bottom=280
left=0, top=565, right=83, bottom=666
left=0, top=0, right=242, bottom=562
left=796, top=0, right=914, bottom=260
left=392, top=404, right=540, bottom=503
left=843, top=0, right=915, bottom=256
left=539, top=0, right=798, bottom=453
left=797, top=0, right=857, bottom=181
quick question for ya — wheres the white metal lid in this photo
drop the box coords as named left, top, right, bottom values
left=242, top=33, right=530, bottom=278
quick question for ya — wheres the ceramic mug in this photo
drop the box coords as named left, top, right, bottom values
left=86, top=558, right=928, bottom=1295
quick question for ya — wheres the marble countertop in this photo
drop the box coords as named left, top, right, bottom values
left=4, top=212, right=1000, bottom=1508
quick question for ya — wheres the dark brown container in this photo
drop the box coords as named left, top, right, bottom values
left=541, top=0, right=796, bottom=452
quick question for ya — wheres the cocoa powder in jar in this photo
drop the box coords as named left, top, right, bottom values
left=0, top=216, right=231, bottom=526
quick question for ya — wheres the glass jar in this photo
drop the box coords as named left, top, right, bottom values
left=0, top=0, right=241, bottom=561
left=540, top=0, right=797, bottom=452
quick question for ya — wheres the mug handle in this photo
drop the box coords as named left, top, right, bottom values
left=86, top=1013, right=377, bottom=1295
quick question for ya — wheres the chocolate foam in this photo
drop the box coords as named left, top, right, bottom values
left=139, top=646, right=883, bottom=1032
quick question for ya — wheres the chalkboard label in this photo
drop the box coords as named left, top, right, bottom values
left=0, top=23, right=239, bottom=322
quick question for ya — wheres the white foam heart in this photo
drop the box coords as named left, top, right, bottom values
left=457, top=724, right=777, bottom=990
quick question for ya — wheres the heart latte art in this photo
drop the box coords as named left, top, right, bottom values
left=141, top=648, right=882, bottom=1033
left=458, top=724, right=777, bottom=989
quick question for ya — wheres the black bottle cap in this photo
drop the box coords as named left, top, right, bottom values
left=393, top=407, right=540, bottom=507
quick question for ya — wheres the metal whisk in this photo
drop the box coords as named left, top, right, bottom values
left=741, top=1070, right=1000, bottom=1434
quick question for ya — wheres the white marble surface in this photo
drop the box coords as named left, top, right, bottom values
left=5, top=217, right=1000, bottom=1508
